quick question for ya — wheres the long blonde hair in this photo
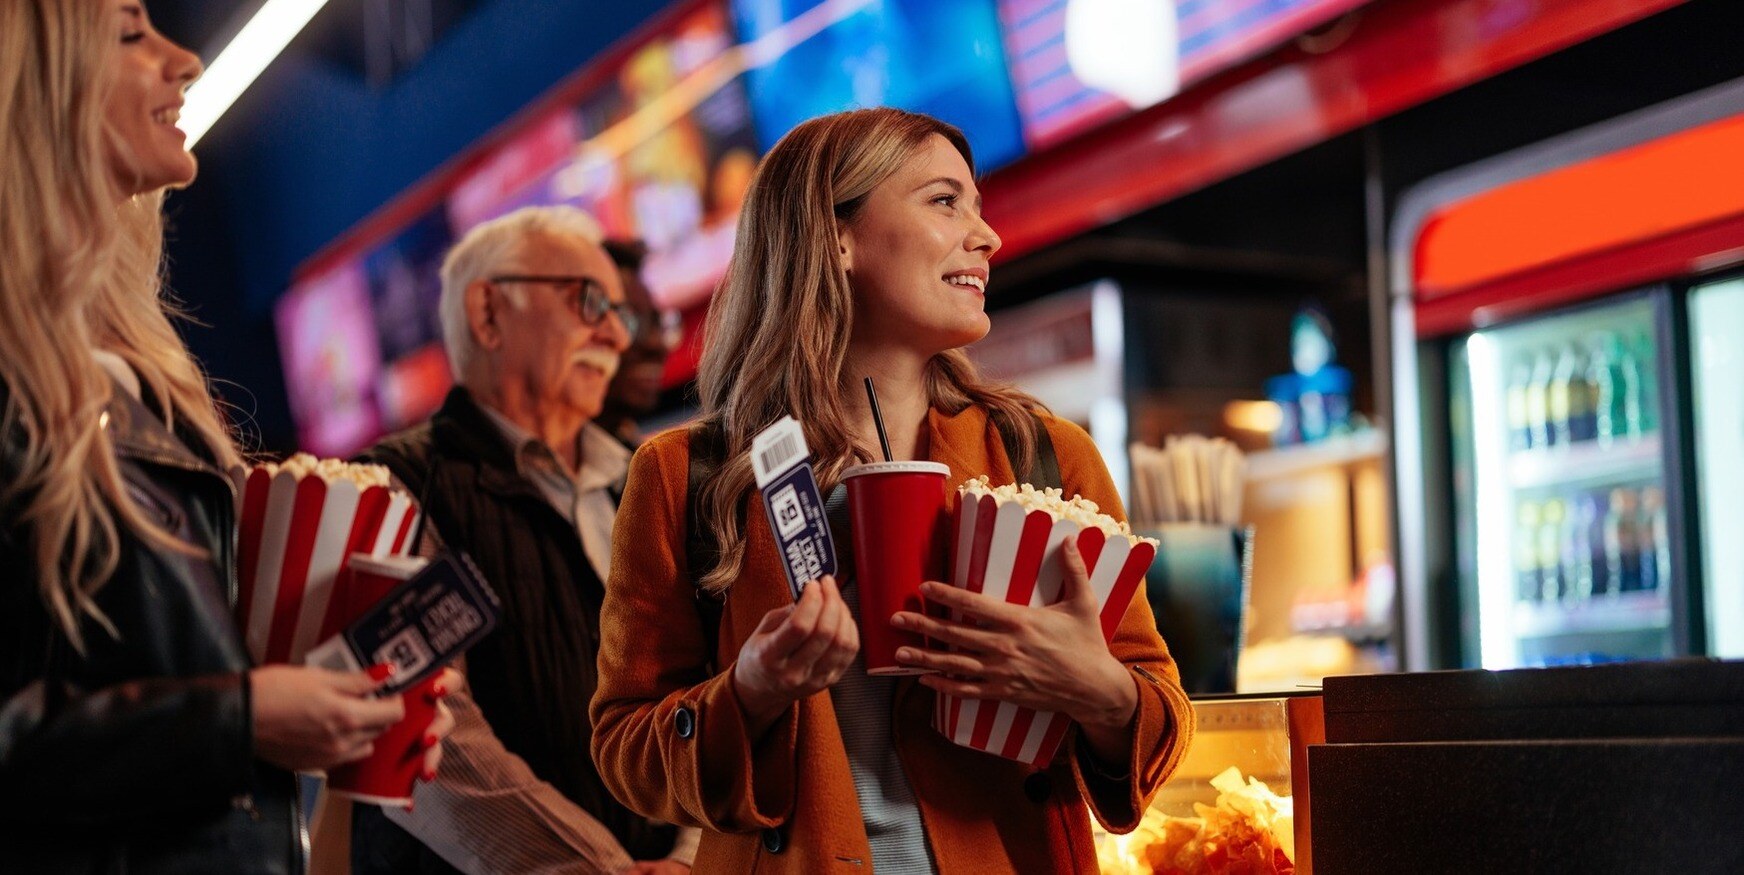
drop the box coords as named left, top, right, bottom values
left=695, top=108, right=1037, bottom=593
left=1, top=1, right=242, bottom=650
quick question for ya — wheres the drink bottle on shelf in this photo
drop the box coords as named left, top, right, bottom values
left=1539, top=498, right=1567, bottom=601
left=1507, top=358, right=1533, bottom=452
left=1516, top=501, right=1542, bottom=602
left=1631, top=329, right=1658, bottom=437
left=1605, top=488, right=1641, bottom=593
left=1590, top=334, right=1624, bottom=448
left=1528, top=348, right=1556, bottom=450
left=1564, top=491, right=1596, bottom=601
left=1640, top=486, right=1670, bottom=592
left=1618, top=338, right=1645, bottom=442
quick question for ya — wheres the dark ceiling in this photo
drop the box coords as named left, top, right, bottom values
left=153, top=0, right=486, bottom=84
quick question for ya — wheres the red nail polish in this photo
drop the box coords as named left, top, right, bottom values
left=429, top=682, right=447, bottom=699
left=367, top=664, right=394, bottom=682
left=423, top=733, right=439, bottom=750
left=422, top=768, right=438, bottom=783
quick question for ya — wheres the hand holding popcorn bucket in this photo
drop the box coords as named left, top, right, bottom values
left=934, top=478, right=1158, bottom=767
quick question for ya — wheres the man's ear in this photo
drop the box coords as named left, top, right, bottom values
left=836, top=220, right=855, bottom=275
left=465, top=279, right=502, bottom=351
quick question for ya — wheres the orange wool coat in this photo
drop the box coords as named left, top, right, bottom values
left=591, top=406, right=1195, bottom=873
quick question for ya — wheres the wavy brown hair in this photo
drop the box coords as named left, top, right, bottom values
left=1, top=0, right=241, bottom=650
left=694, top=108, right=1037, bottom=593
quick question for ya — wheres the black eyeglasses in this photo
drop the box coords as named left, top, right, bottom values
left=488, top=275, right=642, bottom=340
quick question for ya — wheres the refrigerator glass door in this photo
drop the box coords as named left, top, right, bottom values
left=1452, top=293, right=1673, bottom=669
left=1689, top=275, right=1744, bottom=658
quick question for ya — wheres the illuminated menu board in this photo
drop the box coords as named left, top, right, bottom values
left=278, top=1, right=758, bottom=455
left=1000, top=0, right=1372, bottom=150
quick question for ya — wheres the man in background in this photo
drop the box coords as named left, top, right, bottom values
left=595, top=239, right=674, bottom=448
left=349, top=207, right=695, bottom=875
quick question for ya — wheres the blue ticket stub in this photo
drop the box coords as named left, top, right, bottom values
left=306, top=552, right=502, bottom=696
left=752, top=417, right=837, bottom=601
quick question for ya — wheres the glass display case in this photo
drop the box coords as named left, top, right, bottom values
left=1096, top=693, right=1322, bottom=874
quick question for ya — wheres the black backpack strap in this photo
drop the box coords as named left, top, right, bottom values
left=996, top=410, right=1061, bottom=490
left=686, top=423, right=727, bottom=672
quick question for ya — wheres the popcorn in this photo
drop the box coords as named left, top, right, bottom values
left=959, top=476, right=1157, bottom=547
left=936, top=476, right=1159, bottom=766
left=259, top=452, right=391, bottom=490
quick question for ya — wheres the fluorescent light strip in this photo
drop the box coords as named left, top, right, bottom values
left=182, top=0, right=334, bottom=147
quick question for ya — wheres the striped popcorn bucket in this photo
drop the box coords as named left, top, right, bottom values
left=934, top=491, right=1157, bottom=766
left=234, top=465, right=421, bottom=665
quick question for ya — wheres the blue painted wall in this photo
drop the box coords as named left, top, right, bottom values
left=167, top=0, right=670, bottom=450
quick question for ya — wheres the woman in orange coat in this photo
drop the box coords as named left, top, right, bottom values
left=591, top=108, right=1193, bottom=873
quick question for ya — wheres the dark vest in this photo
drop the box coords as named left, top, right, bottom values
left=356, top=387, right=672, bottom=866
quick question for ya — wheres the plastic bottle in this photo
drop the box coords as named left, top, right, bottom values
left=1618, top=340, right=1645, bottom=442
left=1604, top=488, right=1641, bottom=593
left=1590, top=334, right=1624, bottom=448
left=1631, top=329, right=1658, bottom=436
left=1639, top=486, right=1670, bottom=592
left=1552, top=344, right=1596, bottom=444
left=1564, top=492, right=1595, bottom=601
left=1527, top=349, right=1556, bottom=450
left=1507, top=358, right=1533, bottom=452
left=1539, top=498, right=1566, bottom=601
left=1516, top=501, right=1541, bottom=602
left=1582, top=492, right=1610, bottom=596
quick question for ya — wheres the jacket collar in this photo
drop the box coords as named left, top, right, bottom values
left=925, top=403, right=1017, bottom=491
left=102, top=378, right=226, bottom=482
left=428, top=387, right=557, bottom=505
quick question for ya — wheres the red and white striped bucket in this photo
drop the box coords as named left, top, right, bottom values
left=934, top=492, right=1156, bottom=766
left=235, top=465, right=421, bottom=665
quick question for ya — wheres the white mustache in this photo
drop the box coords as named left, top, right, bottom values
left=571, top=348, right=620, bottom=380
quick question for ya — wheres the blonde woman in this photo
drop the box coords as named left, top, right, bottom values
left=0, top=3, right=453, bottom=871
left=592, top=108, right=1193, bottom=872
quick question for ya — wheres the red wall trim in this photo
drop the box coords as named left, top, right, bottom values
left=979, top=0, right=1683, bottom=262
left=1414, top=213, right=1744, bottom=337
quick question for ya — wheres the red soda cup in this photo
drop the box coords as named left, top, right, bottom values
left=324, top=554, right=437, bottom=807
left=841, top=462, right=950, bottom=675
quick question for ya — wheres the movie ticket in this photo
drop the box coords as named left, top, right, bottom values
left=306, top=552, right=502, bottom=696
left=751, top=416, right=837, bottom=601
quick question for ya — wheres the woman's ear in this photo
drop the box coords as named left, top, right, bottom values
left=836, top=221, right=856, bottom=275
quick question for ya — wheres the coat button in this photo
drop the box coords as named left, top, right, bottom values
left=761, top=827, right=785, bottom=854
left=1023, top=772, right=1053, bottom=803
left=674, top=706, right=695, bottom=739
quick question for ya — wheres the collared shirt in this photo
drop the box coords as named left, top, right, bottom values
left=356, top=405, right=698, bottom=872
left=476, top=405, right=630, bottom=582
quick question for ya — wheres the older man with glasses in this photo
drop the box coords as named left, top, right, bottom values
left=347, top=206, right=696, bottom=875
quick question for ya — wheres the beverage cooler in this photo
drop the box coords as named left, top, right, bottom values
left=1391, top=80, right=1744, bottom=670
left=1446, top=291, right=1684, bottom=668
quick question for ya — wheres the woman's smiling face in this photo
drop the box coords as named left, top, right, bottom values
left=105, top=2, right=203, bottom=195
left=839, top=133, right=1003, bottom=357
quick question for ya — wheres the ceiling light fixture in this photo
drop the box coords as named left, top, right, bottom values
left=181, top=0, right=334, bottom=147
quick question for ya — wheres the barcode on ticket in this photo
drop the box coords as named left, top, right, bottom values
left=751, top=416, right=811, bottom=487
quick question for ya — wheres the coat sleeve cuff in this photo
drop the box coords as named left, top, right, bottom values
left=1071, top=665, right=1195, bottom=833
left=688, top=661, right=800, bottom=830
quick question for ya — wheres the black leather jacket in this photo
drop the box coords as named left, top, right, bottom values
left=0, top=383, right=302, bottom=874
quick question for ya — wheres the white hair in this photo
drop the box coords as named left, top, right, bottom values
left=438, top=205, right=605, bottom=380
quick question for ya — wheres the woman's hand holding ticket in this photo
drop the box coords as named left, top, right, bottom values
left=732, top=576, right=860, bottom=738
left=891, top=538, right=1139, bottom=762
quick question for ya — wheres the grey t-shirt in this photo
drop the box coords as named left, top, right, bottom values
left=825, top=486, right=938, bottom=874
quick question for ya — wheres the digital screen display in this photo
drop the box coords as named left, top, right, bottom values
left=275, top=263, right=384, bottom=457
left=732, top=0, right=1027, bottom=172
left=999, top=0, right=1372, bottom=150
